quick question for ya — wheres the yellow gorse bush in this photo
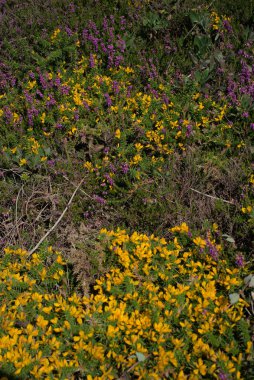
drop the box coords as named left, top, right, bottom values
left=0, top=225, right=252, bottom=379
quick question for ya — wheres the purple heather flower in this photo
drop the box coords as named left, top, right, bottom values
left=104, top=93, right=112, bottom=108
left=242, top=111, right=249, bottom=118
left=109, top=163, right=116, bottom=173
left=235, top=253, right=245, bottom=267
left=100, top=42, right=108, bottom=54
left=55, top=77, right=61, bottom=87
left=69, top=2, right=75, bottom=13
left=89, top=53, right=95, bottom=68
left=83, top=211, right=90, bottom=218
left=114, top=55, right=123, bottom=67
left=116, top=37, right=126, bottom=53
left=112, top=80, right=120, bottom=95
left=121, top=163, right=129, bottom=174
left=46, top=95, right=56, bottom=107
left=89, top=36, right=99, bottom=51
left=82, top=28, right=89, bottom=41
left=39, top=74, right=48, bottom=90
left=127, top=85, right=133, bottom=98
left=218, top=371, right=229, bottom=380
left=162, top=94, right=169, bottom=105
left=108, top=27, right=114, bottom=43
left=88, top=20, right=99, bottom=35
left=36, top=90, right=44, bottom=98
left=251, top=123, right=254, bottom=130
left=60, top=85, right=70, bottom=95
left=223, top=19, right=233, bottom=33
left=74, top=110, right=79, bottom=120
left=24, top=90, right=33, bottom=103
left=186, top=124, right=193, bottom=137
left=103, top=17, right=109, bottom=32
left=27, top=107, right=39, bottom=126
left=83, top=101, right=90, bottom=110
left=93, top=195, right=106, bottom=205
left=120, top=16, right=126, bottom=31
left=56, top=123, right=63, bottom=129
left=105, top=173, right=114, bottom=186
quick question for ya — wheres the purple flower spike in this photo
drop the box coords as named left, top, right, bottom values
left=121, top=163, right=129, bottom=174
left=235, top=253, right=245, bottom=267
left=104, top=93, right=112, bottom=108
left=93, top=195, right=106, bottom=205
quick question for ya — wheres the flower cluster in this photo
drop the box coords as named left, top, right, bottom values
left=0, top=226, right=253, bottom=379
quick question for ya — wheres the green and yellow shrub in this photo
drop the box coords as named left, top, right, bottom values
left=0, top=225, right=253, bottom=379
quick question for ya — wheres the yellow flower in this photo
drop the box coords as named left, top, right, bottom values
left=19, top=158, right=27, bottom=166
left=135, top=143, right=143, bottom=151
left=40, top=267, right=47, bottom=280
left=36, top=315, right=49, bottom=329
left=64, top=320, right=71, bottom=330
left=51, top=28, right=61, bottom=40
left=125, top=67, right=134, bottom=74
left=32, top=292, right=43, bottom=303
left=177, top=370, right=188, bottom=379
left=246, top=341, right=253, bottom=354
left=194, top=358, right=207, bottom=376
left=84, top=161, right=94, bottom=172
left=193, top=236, right=206, bottom=248
left=107, top=325, right=119, bottom=338
left=40, top=112, right=46, bottom=124
left=42, top=306, right=52, bottom=314
left=212, top=223, right=219, bottom=232
left=115, top=128, right=121, bottom=138
left=154, top=321, right=171, bottom=334
left=170, top=222, right=189, bottom=234
left=130, top=154, right=142, bottom=165
left=193, top=93, right=200, bottom=100
left=27, top=80, right=36, bottom=90
left=56, top=255, right=65, bottom=265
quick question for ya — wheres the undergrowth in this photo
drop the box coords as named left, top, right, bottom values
left=0, top=0, right=253, bottom=378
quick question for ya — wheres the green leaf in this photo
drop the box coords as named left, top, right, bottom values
left=244, top=274, right=254, bottom=285
left=249, top=277, right=254, bottom=287
left=229, top=293, right=240, bottom=305
left=222, top=234, right=235, bottom=243
left=136, top=352, right=146, bottom=362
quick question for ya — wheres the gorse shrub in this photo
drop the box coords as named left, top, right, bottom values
left=0, top=225, right=253, bottom=379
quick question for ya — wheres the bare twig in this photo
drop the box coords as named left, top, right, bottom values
left=28, top=178, right=85, bottom=256
left=62, top=174, right=93, bottom=199
left=15, top=185, right=24, bottom=243
left=189, top=187, right=235, bottom=205
left=34, top=204, right=49, bottom=222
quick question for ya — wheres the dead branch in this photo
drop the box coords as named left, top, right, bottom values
left=28, top=178, right=85, bottom=257
left=189, top=187, right=235, bottom=205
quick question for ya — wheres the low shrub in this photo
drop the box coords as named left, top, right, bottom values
left=0, top=225, right=253, bottom=379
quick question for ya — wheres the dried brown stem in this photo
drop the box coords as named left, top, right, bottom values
left=28, top=178, right=85, bottom=256
left=189, top=187, right=235, bottom=205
